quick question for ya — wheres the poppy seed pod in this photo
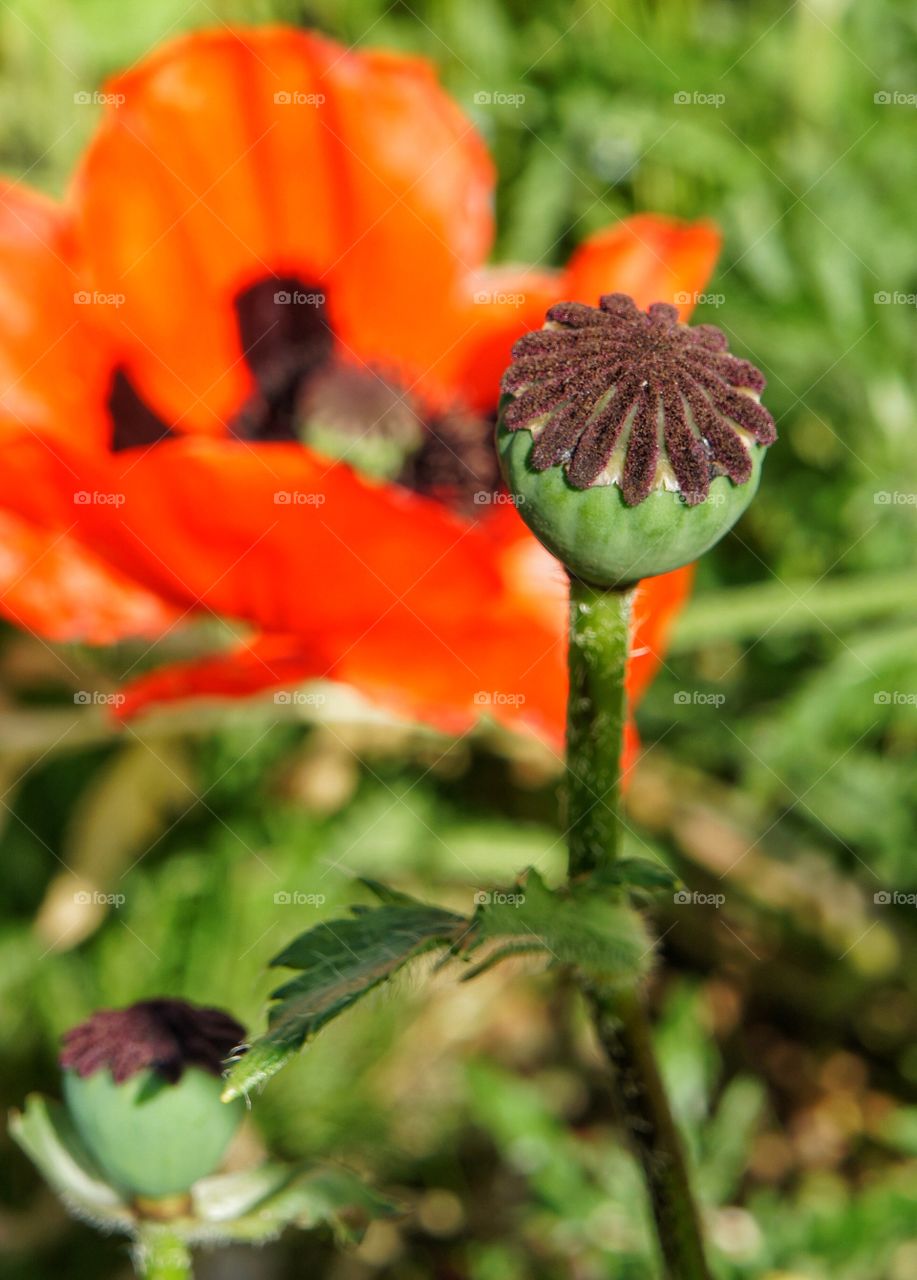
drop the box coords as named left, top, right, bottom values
left=497, top=294, right=776, bottom=587
left=60, top=998, right=245, bottom=1201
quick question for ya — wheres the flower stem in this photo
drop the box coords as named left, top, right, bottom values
left=566, top=578, right=633, bottom=879
left=566, top=576, right=711, bottom=1280
left=136, top=1230, right=193, bottom=1280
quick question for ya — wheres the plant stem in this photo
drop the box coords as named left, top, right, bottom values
left=136, top=1230, right=193, bottom=1280
left=566, top=579, right=633, bottom=879
left=566, top=576, right=711, bottom=1280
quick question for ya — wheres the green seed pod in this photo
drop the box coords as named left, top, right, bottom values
left=60, top=999, right=245, bottom=1200
left=497, top=294, right=776, bottom=587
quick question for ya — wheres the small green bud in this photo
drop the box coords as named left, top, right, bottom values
left=496, top=294, right=776, bottom=587
left=60, top=999, right=245, bottom=1200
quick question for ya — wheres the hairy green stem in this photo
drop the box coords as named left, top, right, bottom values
left=566, top=579, right=634, bottom=879
left=566, top=576, right=711, bottom=1280
left=136, top=1230, right=193, bottom=1280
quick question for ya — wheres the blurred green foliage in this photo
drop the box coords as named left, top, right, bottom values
left=2, top=0, right=917, bottom=1277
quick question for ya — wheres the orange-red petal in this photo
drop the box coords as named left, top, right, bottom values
left=445, top=267, right=564, bottom=411
left=0, top=509, right=175, bottom=643
left=118, top=608, right=569, bottom=749
left=0, top=186, right=173, bottom=643
left=0, top=433, right=504, bottom=640
left=563, top=214, right=721, bottom=320
left=439, top=215, right=721, bottom=412
left=0, top=182, right=111, bottom=445
left=71, top=27, right=495, bottom=431
left=116, top=634, right=326, bottom=720
left=114, top=514, right=690, bottom=773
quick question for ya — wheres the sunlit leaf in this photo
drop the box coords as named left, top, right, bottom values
left=223, top=890, right=466, bottom=1099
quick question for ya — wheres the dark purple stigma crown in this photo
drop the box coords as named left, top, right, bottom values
left=500, top=294, right=776, bottom=506
left=60, top=998, right=246, bottom=1085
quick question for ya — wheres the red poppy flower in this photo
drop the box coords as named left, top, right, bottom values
left=0, top=28, right=717, bottom=759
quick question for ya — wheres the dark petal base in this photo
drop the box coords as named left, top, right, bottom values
left=107, top=273, right=504, bottom=513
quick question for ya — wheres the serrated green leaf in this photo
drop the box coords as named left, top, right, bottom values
left=226, top=871, right=649, bottom=1100
left=224, top=894, right=465, bottom=1098
left=268, top=904, right=465, bottom=985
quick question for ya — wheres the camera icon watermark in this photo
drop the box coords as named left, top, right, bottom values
left=673, top=290, right=725, bottom=308
left=874, top=91, right=917, bottom=107
left=273, top=289, right=325, bottom=306
left=272, top=690, right=327, bottom=707
left=874, top=691, right=916, bottom=706
left=673, top=91, right=725, bottom=108
left=673, top=889, right=725, bottom=908
left=472, top=491, right=525, bottom=505
left=74, top=691, right=126, bottom=707
left=74, top=890, right=126, bottom=907
left=473, top=90, right=526, bottom=107
left=873, top=490, right=917, bottom=505
left=874, top=890, right=917, bottom=906
left=273, top=890, right=327, bottom=906
left=273, top=490, right=326, bottom=505
left=672, top=489, right=727, bottom=507
left=73, top=90, right=125, bottom=107
left=74, top=290, right=125, bottom=308
left=474, top=890, right=526, bottom=906
left=673, top=690, right=726, bottom=707
left=273, top=90, right=326, bottom=106
left=473, top=690, right=526, bottom=708
left=74, top=490, right=126, bottom=506
left=472, top=290, right=527, bottom=307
